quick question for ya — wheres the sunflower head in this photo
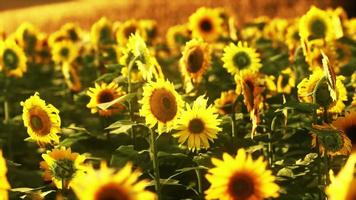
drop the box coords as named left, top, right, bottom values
left=139, top=79, right=184, bottom=134
left=140, top=19, right=158, bottom=43
left=51, top=40, right=79, bottom=64
left=166, top=24, right=191, bottom=53
left=222, top=41, right=261, bottom=76
left=116, top=19, right=142, bottom=45
left=61, top=62, right=81, bottom=92
left=174, top=96, right=221, bottom=151
left=87, top=82, right=126, bottom=117
left=91, top=17, right=114, bottom=47
left=40, top=147, right=86, bottom=189
left=15, top=22, right=40, bottom=53
left=0, top=151, right=10, bottom=200
left=333, top=111, right=356, bottom=150
left=189, top=7, right=223, bottom=42
left=179, top=38, right=211, bottom=84
left=71, top=162, right=156, bottom=200
left=205, top=148, right=280, bottom=200
left=0, top=39, right=27, bottom=78
left=286, top=20, right=300, bottom=51
left=214, top=90, right=239, bottom=115
left=20, top=93, right=61, bottom=145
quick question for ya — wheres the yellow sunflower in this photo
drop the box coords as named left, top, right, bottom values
left=20, top=92, right=61, bottom=145
left=333, top=111, right=356, bottom=151
left=263, top=18, right=288, bottom=43
left=222, top=41, right=261, bottom=76
left=139, top=19, right=158, bottom=43
left=166, top=24, right=191, bottom=53
left=345, top=18, right=356, bottom=40
left=60, top=23, right=82, bottom=43
left=139, top=79, right=184, bottom=134
left=0, top=39, right=27, bottom=78
left=311, top=124, right=352, bottom=157
left=326, top=152, right=356, bottom=200
left=276, top=68, right=296, bottom=94
left=116, top=19, right=142, bottom=45
left=297, top=69, right=347, bottom=114
left=86, top=82, right=126, bottom=117
left=91, top=17, right=114, bottom=47
left=51, top=40, right=78, bottom=64
left=173, top=96, right=221, bottom=151
left=61, top=62, right=82, bottom=92
left=205, top=148, right=280, bottom=200
left=71, top=162, right=155, bottom=200
left=189, top=7, right=223, bottom=42
left=214, top=90, right=239, bottom=115
left=40, top=147, right=87, bottom=189
left=299, top=6, right=336, bottom=42
left=179, top=38, right=211, bottom=84
left=285, top=20, right=300, bottom=59
left=15, top=22, right=41, bottom=53
left=0, top=151, right=10, bottom=200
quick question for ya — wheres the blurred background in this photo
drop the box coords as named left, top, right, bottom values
left=0, top=0, right=355, bottom=34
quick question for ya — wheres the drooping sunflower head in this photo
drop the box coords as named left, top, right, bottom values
left=0, top=151, right=10, bottom=200
left=333, top=111, right=356, bottom=151
left=0, top=39, right=27, bottom=78
left=188, top=7, right=223, bottom=42
left=299, top=6, right=335, bottom=41
left=71, top=162, right=156, bottom=200
left=86, top=82, right=126, bottom=117
left=15, top=22, right=40, bottom=53
left=61, top=62, right=82, bottom=92
left=222, top=41, right=262, bottom=76
left=179, top=38, right=211, bottom=84
left=91, top=17, right=114, bottom=47
left=214, top=90, right=239, bottom=115
left=40, top=147, right=86, bottom=189
left=116, top=19, right=142, bottom=45
left=174, top=96, right=221, bottom=151
left=277, top=67, right=296, bottom=94
left=139, top=79, right=184, bottom=134
left=166, top=24, right=191, bottom=53
left=205, top=148, right=280, bottom=200
left=20, top=92, right=61, bottom=145
left=51, top=40, right=79, bottom=64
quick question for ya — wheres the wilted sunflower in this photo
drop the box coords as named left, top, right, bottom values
left=222, top=41, right=261, bottom=76
left=174, top=96, right=221, bottom=151
left=86, top=82, right=126, bottom=117
left=326, top=152, right=356, bottom=200
left=21, top=93, right=61, bottom=145
left=189, top=7, right=223, bottom=42
left=91, top=17, right=114, bottom=47
left=179, top=38, right=211, bottom=84
left=205, top=148, right=280, bottom=200
left=139, top=79, right=184, bottom=134
left=299, top=6, right=337, bottom=42
left=333, top=111, right=356, bottom=151
left=40, top=147, right=87, bottom=189
left=51, top=41, right=79, bottom=64
left=276, top=68, right=296, bottom=94
left=61, top=62, right=81, bottom=92
left=0, top=151, right=10, bottom=200
left=311, top=124, right=352, bottom=157
left=214, top=90, right=239, bottom=115
left=297, top=69, right=347, bottom=114
left=71, top=162, right=155, bottom=200
left=166, top=24, right=191, bottom=53
left=0, top=39, right=27, bottom=78
left=116, top=19, right=142, bottom=45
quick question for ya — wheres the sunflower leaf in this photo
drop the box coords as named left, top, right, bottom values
left=97, top=93, right=136, bottom=110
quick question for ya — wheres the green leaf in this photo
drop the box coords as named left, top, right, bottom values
left=275, top=101, right=318, bottom=113
left=109, top=124, right=133, bottom=135
left=277, top=167, right=294, bottom=178
left=97, top=93, right=136, bottom=110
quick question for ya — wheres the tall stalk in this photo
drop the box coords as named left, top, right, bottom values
left=149, top=128, right=162, bottom=200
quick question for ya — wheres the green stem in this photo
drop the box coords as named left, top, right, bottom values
left=149, top=128, right=162, bottom=200
left=127, top=56, right=138, bottom=145
left=267, top=132, right=273, bottom=167
left=195, top=168, right=203, bottom=199
left=3, top=100, right=9, bottom=124
left=230, top=113, right=237, bottom=153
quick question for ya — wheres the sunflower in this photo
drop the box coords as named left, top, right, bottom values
left=0, top=39, right=27, bottom=78
left=51, top=40, right=78, bottom=64
left=179, top=38, right=211, bottom=84
left=214, top=90, right=239, bottom=115
left=166, top=24, right=191, bottom=53
left=15, top=22, right=41, bottom=53
left=285, top=20, right=300, bottom=58
left=299, top=6, right=336, bottom=42
left=40, top=147, right=87, bottom=189
left=140, top=19, right=158, bottom=43
left=91, top=17, right=114, bottom=47
left=71, top=162, right=155, bottom=200
left=276, top=68, right=296, bottom=94
left=173, top=96, right=221, bottom=151
left=139, top=79, right=184, bottom=134
left=326, top=152, right=356, bottom=200
left=86, top=82, right=126, bottom=117
left=222, top=41, right=262, bottom=76
left=0, top=151, right=10, bottom=200
left=20, top=93, right=61, bottom=145
left=333, top=111, right=356, bottom=151
left=120, top=66, right=143, bottom=83
left=311, top=124, right=352, bottom=157
left=116, top=19, right=142, bottom=45
left=297, top=69, right=347, bottom=114
left=205, top=148, right=280, bottom=200
left=263, top=18, right=288, bottom=43
left=60, top=23, right=82, bottom=43
left=189, top=7, right=223, bottom=42
left=61, top=62, right=81, bottom=92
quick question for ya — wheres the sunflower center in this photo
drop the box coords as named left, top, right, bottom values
left=187, top=48, right=204, bottom=73
left=221, top=100, right=234, bottom=114
left=188, top=118, right=205, bottom=134
left=95, top=182, right=130, bottom=200
left=174, top=33, right=189, bottom=45
left=3, top=49, right=19, bottom=69
left=99, top=26, right=112, bottom=44
left=233, top=52, right=251, bottom=70
left=313, top=77, right=333, bottom=108
left=29, top=106, right=52, bottom=136
left=52, top=159, right=76, bottom=180
left=228, top=173, right=255, bottom=200
left=310, top=18, right=326, bottom=39
left=280, top=74, right=290, bottom=88
left=60, top=47, right=69, bottom=58
left=149, top=88, right=178, bottom=123
left=319, top=131, right=343, bottom=153
left=199, top=18, right=213, bottom=33
left=98, top=90, right=115, bottom=103
left=68, top=29, right=79, bottom=42
left=124, top=25, right=137, bottom=39
left=292, top=31, right=300, bottom=41
left=345, top=125, right=356, bottom=144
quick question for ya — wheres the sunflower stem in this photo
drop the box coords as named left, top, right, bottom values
left=127, top=56, right=138, bottom=145
left=194, top=168, right=203, bottom=199
left=149, top=128, right=162, bottom=200
left=3, top=100, right=9, bottom=124
left=230, top=113, right=237, bottom=153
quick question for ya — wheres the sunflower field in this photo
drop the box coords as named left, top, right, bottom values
left=0, top=5, right=355, bottom=200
